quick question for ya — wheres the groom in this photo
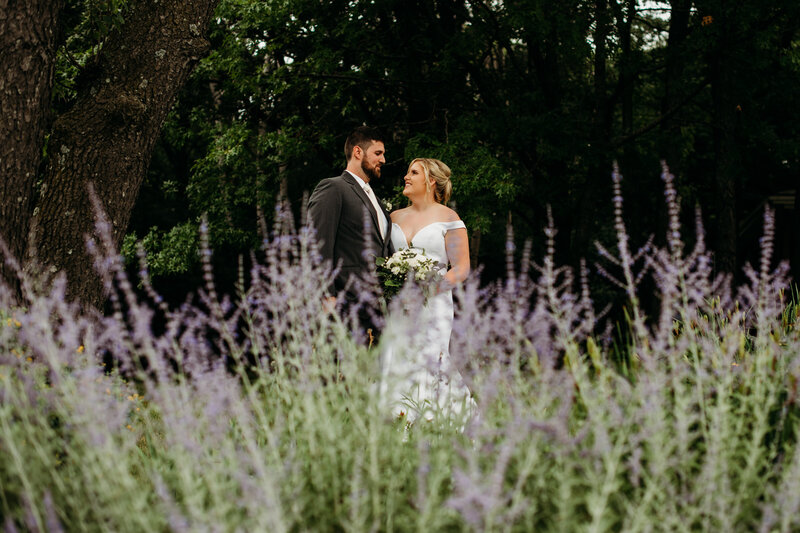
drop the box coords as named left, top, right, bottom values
left=307, top=126, right=393, bottom=325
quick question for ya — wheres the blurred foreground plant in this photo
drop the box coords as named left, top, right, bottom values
left=1, top=166, right=799, bottom=532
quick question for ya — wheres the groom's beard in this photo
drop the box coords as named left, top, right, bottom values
left=362, top=159, right=382, bottom=181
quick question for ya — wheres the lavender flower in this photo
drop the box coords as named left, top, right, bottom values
left=0, top=163, right=797, bottom=531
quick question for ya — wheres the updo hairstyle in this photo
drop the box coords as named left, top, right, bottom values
left=410, top=157, right=453, bottom=204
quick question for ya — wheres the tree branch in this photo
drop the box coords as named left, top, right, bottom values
left=611, top=77, right=710, bottom=147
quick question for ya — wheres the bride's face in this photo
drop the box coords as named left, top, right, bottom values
left=402, top=162, right=433, bottom=199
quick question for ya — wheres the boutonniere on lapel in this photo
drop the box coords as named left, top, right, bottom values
left=380, top=198, right=393, bottom=212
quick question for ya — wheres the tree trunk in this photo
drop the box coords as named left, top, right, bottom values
left=571, top=0, right=611, bottom=263
left=593, top=0, right=609, bottom=129
left=0, top=0, right=64, bottom=291
left=659, top=0, right=691, bottom=170
left=615, top=0, right=636, bottom=136
left=709, top=13, right=739, bottom=275
left=469, top=227, right=481, bottom=272
left=792, top=186, right=800, bottom=280
left=29, top=0, right=220, bottom=307
left=710, top=80, right=739, bottom=275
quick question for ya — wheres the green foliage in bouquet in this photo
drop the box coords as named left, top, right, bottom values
left=376, top=248, right=442, bottom=302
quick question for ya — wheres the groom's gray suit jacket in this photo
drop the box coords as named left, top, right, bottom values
left=307, top=171, right=393, bottom=295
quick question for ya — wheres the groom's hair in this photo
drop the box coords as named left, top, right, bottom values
left=344, top=126, right=384, bottom=161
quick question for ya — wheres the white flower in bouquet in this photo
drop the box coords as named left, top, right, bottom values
left=376, top=248, right=442, bottom=301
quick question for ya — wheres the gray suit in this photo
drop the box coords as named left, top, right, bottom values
left=308, top=171, right=393, bottom=295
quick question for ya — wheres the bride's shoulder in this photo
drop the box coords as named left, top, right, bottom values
left=389, top=207, right=409, bottom=222
left=436, top=204, right=461, bottom=223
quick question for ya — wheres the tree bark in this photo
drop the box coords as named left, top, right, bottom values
left=29, top=0, right=220, bottom=307
left=593, top=0, right=609, bottom=130
left=709, top=12, right=739, bottom=275
left=0, top=0, right=64, bottom=291
left=614, top=0, right=637, bottom=136
left=659, top=0, right=691, bottom=170
left=710, top=72, right=739, bottom=275
left=571, top=0, right=612, bottom=263
left=792, top=186, right=800, bottom=280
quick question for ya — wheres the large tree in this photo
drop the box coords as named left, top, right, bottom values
left=0, top=0, right=220, bottom=307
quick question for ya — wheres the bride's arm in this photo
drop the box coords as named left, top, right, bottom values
left=442, top=227, right=470, bottom=289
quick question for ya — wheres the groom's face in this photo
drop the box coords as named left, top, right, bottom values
left=359, top=141, right=385, bottom=182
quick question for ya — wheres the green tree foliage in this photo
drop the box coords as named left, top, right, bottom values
left=53, top=1, right=129, bottom=96
left=128, top=0, right=800, bottom=291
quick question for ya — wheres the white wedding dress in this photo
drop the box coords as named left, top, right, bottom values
left=379, top=220, right=475, bottom=424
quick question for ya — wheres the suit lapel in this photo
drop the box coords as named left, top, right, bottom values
left=342, top=172, right=387, bottom=245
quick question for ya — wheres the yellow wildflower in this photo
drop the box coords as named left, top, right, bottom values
left=14, top=320, right=21, bottom=328
left=126, top=424, right=133, bottom=431
left=26, top=357, right=33, bottom=363
left=77, top=345, right=84, bottom=353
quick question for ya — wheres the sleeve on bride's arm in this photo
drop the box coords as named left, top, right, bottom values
left=443, top=220, right=466, bottom=233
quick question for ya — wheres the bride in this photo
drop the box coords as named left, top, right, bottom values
left=379, top=157, right=474, bottom=424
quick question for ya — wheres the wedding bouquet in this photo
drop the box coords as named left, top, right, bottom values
left=375, top=248, right=442, bottom=302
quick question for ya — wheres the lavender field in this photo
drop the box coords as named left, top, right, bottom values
left=2, top=169, right=800, bottom=532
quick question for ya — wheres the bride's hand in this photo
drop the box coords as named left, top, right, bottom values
left=435, top=278, right=452, bottom=295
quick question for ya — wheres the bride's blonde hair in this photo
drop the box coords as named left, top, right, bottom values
left=410, top=158, right=452, bottom=204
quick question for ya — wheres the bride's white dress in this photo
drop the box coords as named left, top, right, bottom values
left=379, top=220, right=474, bottom=424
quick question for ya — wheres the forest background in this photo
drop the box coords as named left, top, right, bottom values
left=2, top=0, right=800, bottom=312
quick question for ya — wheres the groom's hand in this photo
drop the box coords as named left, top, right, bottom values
left=322, top=295, right=337, bottom=314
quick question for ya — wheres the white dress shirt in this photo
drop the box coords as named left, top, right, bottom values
left=347, top=171, right=387, bottom=239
